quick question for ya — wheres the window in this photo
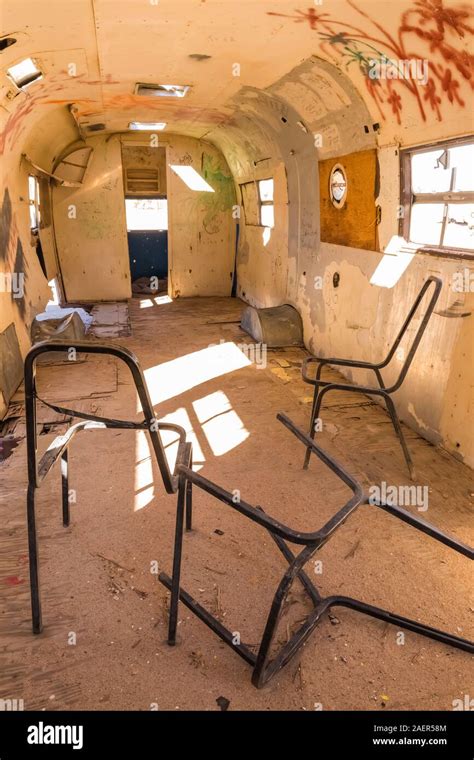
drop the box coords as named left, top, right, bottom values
left=258, top=179, right=274, bottom=228
left=240, top=179, right=274, bottom=227
left=28, top=175, right=40, bottom=230
left=401, top=139, right=474, bottom=252
left=329, top=164, right=347, bottom=208
left=125, top=198, right=168, bottom=231
left=169, top=165, right=214, bottom=192
left=7, top=58, right=42, bottom=89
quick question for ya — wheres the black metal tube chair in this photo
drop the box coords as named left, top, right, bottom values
left=159, top=413, right=473, bottom=689
left=25, top=340, right=189, bottom=634
left=302, top=276, right=443, bottom=479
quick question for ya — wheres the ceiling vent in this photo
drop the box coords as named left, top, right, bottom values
left=125, top=167, right=160, bottom=195
left=0, top=37, right=17, bottom=52
left=7, top=57, right=42, bottom=89
left=134, top=83, right=190, bottom=98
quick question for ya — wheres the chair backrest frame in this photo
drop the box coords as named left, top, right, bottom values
left=24, top=340, right=181, bottom=493
left=381, top=276, right=442, bottom=392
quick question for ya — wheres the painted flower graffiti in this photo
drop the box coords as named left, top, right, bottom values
left=268, top=0, right=473, bottom=124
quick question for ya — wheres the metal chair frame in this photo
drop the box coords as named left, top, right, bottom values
left=159, top=413, right=473, bottom=688
left=302, top=276, right=443, bottom=479
left=24, top=340, right=188, bottom=634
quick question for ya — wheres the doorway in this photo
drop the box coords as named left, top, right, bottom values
left=121, top=143, right=168, bottom=291
left=125, top=197, right=168, bottom=283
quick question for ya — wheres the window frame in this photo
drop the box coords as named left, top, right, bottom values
left=124, top=196, right=168, bottom=231
left=257, top=178, right=274, bottom=228
left=240, top=178, right=275, bottom=228
left=239, top=181, right=259, bottom=226
left=400, top=136, right=474, bottom=258
left=28, top=174, right=41, bottom=231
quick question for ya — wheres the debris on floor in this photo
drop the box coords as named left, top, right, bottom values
left=241, top=303, right=303, bottom=347
left=89, top=302, right=131, bottom=338
left=0, top=433, right=21, bottom=462
left=132, top=276, right=168, bottom=296
left=31, top=310, right=90, bottom=343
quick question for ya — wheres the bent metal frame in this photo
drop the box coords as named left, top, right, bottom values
left=159, top=413, right=473, bottom=689
left=25, top=340, right=188, bottom=635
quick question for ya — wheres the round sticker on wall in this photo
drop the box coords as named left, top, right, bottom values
left=329, top=164, right=347, bottom=208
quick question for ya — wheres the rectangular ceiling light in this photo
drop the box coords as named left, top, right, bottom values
left=135, top=83, right=190, bottom=98
left=7, top=57, right=42, bottom=88
left=128, top=122, right=167, bottom=131
left=169, top=165, right=214, bottom=192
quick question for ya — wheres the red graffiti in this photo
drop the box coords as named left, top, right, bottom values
left=4, top=576, right=25, bottom=586
left=267, top=8, right=330, bottom=30
left=267, top=0, right=474, bottom=123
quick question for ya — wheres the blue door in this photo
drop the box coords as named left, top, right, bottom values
left=125, top=198, right=168, bottom=281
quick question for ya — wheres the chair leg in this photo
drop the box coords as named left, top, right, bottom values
left=167, top=475, right=187, bottom=644
left=252, top=544, right=317, bottom=687
left=384, top=395, right=416, bottom=480
left=331, top=596, right=474, bottom=654
left=303, top=384, right=325, bottom=470
left=61, top=450, right=70, bottom=527
left=185, top=479, right=192, bottom=532
left=27, top=483, right=42, bottom=634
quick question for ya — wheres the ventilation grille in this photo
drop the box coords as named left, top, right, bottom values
left=125, top=168, right=160, bottom=195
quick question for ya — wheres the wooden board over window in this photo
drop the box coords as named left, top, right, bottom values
left=240, top=181, right=259, bottom=226
left=319, top=149, right=378, bottom=250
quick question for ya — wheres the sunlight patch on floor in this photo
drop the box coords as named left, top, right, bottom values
left=141, top=342, right=251, bottom=407
left=192, top=390, right=249, bottom=456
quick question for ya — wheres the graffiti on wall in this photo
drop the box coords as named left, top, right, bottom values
left=268, top=0, right=473, bottom=123
left=0, top=188, right=26, bottom=317
left=200, top=152, right=236, bottom=234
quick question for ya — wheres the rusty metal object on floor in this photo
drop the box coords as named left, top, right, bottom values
left=241, top=304, right=303, bottom=347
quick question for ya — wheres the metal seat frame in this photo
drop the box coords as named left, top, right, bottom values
left=159, top=413, right=473, bottom=688
left=24, top=340, right=188, bottom=634
left=302, top=276, right=443, bottom=479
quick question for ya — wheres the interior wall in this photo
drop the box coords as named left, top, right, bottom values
left=0, top=111, right=57, bottom=416
left=298, top=244, right=474, bottom=466
left=163, top=134, right=236, bottom=298
left=236, top=162, right=288, bottom=308
left=214, top=57, right=473, bottom=467
left=51, top=132, right=236, bottom=301
left=209, top=58, right=376, bottom=311
left=52, top=134, right=130, bottom=302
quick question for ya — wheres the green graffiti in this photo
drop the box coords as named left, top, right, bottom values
left=199, top=152, right=235, bottom=234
